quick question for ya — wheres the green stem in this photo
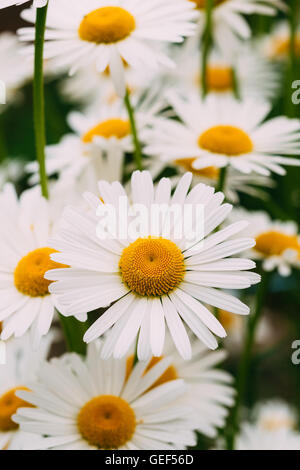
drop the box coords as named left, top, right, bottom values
left=124, top=90, right=142, bottom=171
left=216, top=166, right=227, bottom=193
left=34, top=3, right=49, bottom=199
left=201, top=0, right=213, bottom=97
left=232, top=68, right=240, bottom=100
left=59, top=315, right=88, bottom=356
left=226, top=270, right=271, bottom=449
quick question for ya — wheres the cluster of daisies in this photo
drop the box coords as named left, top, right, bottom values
left=0, top=0, right=300, bottom=451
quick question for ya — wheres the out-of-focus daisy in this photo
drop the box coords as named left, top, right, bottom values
left=0, top=184, right=84, bottom=345
left=253, top=400, right=298, bottom=432
left=19, top=0, right=198, bottom=97
left=27, top=97, right=159, bottom=190
left=126, top=334, right=235, bottom=438
left=14, top=342, right=196, bottom=450
left=0, top=159, right=25, bottom=190
left=263, top=20, right=300, bottom=61
left=0, top=32, right=32, bottom=109
left=235, top=423, right=300, bottom=450
left=190, top=0, right=285, bottom=56
left=170, top=38, right=280, bottom=102
left=0, top=333, right=52, bottom=450
left=228, top=209, right=300, bottom=276
left=45, top=171, right=260, bottom=360
left=144, top=93, right=300, bottom=177
left=0, top=0, right=47, bottom=8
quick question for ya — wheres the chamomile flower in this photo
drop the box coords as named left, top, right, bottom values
left=27, top=98, right=159, bottom=191
left=143, top=93, right=300, bottom=177
left=0, top=333, right=52, bottom=450
left=125, top=335, right=235, bottom=438
left=263, top=20, right=300, bottom=61
left=18, top=0, right=198, bottom=97
left=228, top=209, right=300, bottom=276
left=45, top=171, right=260, bottom=360
left=170, top=38, right=280, bottom=102
left=235, top=423, right=300, bottom=450
left=14, top=342, right=196, bottom=450
left=0, top=32, right=32, bottom=109
left=0, top=184, right=85, bottom=346
left=191, top=0, right=286, bottom=56
left=253, top=400, right=298, bottom=432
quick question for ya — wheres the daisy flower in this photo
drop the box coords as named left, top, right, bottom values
left=27, top=97, right=159, bottom=191
left=0, top=333, right=52, bottom=450
left=228, top=209, right=300, bottom=276
left=124, top=334, right=235, bottom=438
left=263, top=20, right=300, bottom=61
left=0, top=0, right=47, bottom=9
left=143, top=92, right=300, bottom=177
left=235, top=423, right=300, bottom=450
left=0, top=32, right=32, bottom=109
left=191, top=0, right=286, bottom=56
left=169, top=38, right=281, bottom=102
left=18, top=0, right=198, bottom=97
left=45, top=170, right=260, bottom=360
left=253, top=400, right=298, bottom=432
left=13, top=342, right=196, bottom=450
left=0, top=184, right=85, bottom=346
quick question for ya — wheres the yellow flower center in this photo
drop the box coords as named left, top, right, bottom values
left=218, top=309, right=236, bottom=330
left=255, top=231, right=300, bottom=258
left=77, top=395, right=136, bottom=449
left=198, top=125, right=253, bottom=156
left=119, top=237, right=185, bottom=297
left=78, top=7, right=136, bottom=44
left=126, top=355, right=178, bottom=391
left=205, top=66, right=233, bottom=92
left=14, top=247, right=67, bottom=297
left=82, top=119, right=131, bottom=143
left=261, top=417, right=295, bottom=432
left=190, top=0, right=226, bottom=9
left=0, top=387, right=33, bottom=432
left=174, top=158, right=220, bottom=180
left=273, top=35, right=300, bottom=58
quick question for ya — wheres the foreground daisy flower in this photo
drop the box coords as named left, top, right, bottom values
left=144, top=93, right=300, bottom=177
left=263, top=21, right=300, bottom=61
left=14, top=343, right=196, bottom=450
left=191, top=0, right=285, bottom=55
left=19, top=0, right=198, bottom=97
left=253, top=400, right=298, bottom=433
left=0, top=0, right=47, bottom=9
left=228, top=209, right=300, bottom=277
left=170, top=38, right=280, bottom=102
left=0, top=184, right=84, bottom=345
left=45, top=171, right=260, bottom=360
left=125, top=334, right=235, bottom=438
left=0, top=333, right=51, bottom=450
left=235, top=423, right=300, bottom=450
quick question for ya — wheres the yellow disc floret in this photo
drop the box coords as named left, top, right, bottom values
left=0, top=387, right=33, bottom=432
left=272, top=36, right=300, bottom=58
left=77, top=395, right=136, bottom=449
left=255, top=231, right=300, bottom=258
left=174, top=158, right=220, bottom=179
left=79, top=7, right=136, bottom=44
left=14, top=247, right=67, bottom=297
left=126, top=355, right=178, bottom=391
left=198, top=125, right=253, bottom=156
left=206, top=66, right=233, bottom=92
left=119, top=237, right=185, bottom=297
left=82, top=119, right=131, bottom=143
